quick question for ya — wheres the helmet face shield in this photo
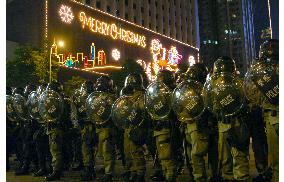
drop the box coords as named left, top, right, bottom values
left=124, top=73, right=144, bottom=90
left=213, top=56, right=236, bottom=74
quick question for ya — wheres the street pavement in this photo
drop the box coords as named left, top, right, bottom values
left=7, top=144, right=258, bottom=182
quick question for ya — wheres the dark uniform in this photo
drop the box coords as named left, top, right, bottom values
left=207, top=57, right=250, bottom=181
left=91, top=76, right=117, bottom=182
left=14, top=85, right=39, bottom=176
left=146, top=70, right=179, bottom=182
left=73, top=81, right=96, bottom=181
left=41, top=81, right=69, bottom=181
left=179, top=63, right=219, bottom=182
left=251, top=39, right=279, bottom=182
left=117, top=73, right=148, bottom=182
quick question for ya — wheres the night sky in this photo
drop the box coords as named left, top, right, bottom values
left=252, top=0, right=278, bottom=57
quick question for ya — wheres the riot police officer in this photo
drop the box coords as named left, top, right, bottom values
left=205, top=57, right=250, bottom=181
left=40, top=81, right=66, bottom=181
left=73, top=81, right=96, bottom=181
left=14, top=85, right=38, bottom=175
left=145, top=70, right=178, bottom=182
left=31, top=84, right=52, bottom=177
left=6, top=86, right=14, bottom=171
left=89, top=76, right=117, bottom=182
left=257, top=39, right=279, bottom=182
left=180, top=63, right=218, bottom=182
left=113, top=73, right=148, bottom=182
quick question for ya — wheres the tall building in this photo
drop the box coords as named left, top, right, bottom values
left=198, top=0, right=255, bottom=74
left=252, top=0, right=278, bottom=56
left=76, top=0, right=200, bottom=47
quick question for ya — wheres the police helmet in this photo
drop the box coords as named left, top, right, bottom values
left=120, top=85, right=134, bottom=96
left=259, top=39, right=279, bottom=63
left=24, top=84, right=36, bottom=97
left=46, top=81, right=63, bottom=93
left=94, top=76, right=114, bottom=92
left=157, top=69, right=175, bottom=89
left=81, top=80, right=94, bottom=94
left=186, top=63, right=208, bottom=84
left=213, top=56, right=236, bottom=74
left=13, top=87, right=24, bottom=95
left=124, top=73, right=144, bottom=90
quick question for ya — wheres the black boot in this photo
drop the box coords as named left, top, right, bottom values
left=44, top=171, right=61, bottom=181
left=101, top=174, right=113, bottom=182
left=150, top=170, right=165, bottom=181
left=14, top=164, right=29, bottom=175
left=33, top=168, right=47, bottom=177
left=80, top=166, right=96, bottom=181
left=121, top=171, right=131, bottom=182
left=134, top=174, right=145, bottom=182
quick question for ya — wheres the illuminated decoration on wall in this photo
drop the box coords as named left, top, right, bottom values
left=136, top=59, right=147, bottom=69
left=146, top=39, right=184, bottom=81
left=168, top=46, right=183, bottom=64
left=188, top=55, right=196, bottom=66
left=98, top=50, right=106, bottom=65
left=50, top=42, right=116, bottom=71
left=59, top=5, right=74, bottom=24
left=78, top=11, right=146, bottom=48
left=91, top=43, right=95, bottom=60
left=112, top=49, right=121, bottom=61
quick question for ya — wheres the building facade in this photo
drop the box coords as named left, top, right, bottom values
left=198, top=0, right=255, bottom=74
left=76, top=0, right=200, bottom=48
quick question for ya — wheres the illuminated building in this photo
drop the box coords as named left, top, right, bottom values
left=198, top=0, right=255, bottom=74
left=76, top=0, right=200, bottom=47
left=7, top=0, right=199, bottom=80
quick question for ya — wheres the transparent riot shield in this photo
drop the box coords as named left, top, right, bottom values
left=72, top=88, right=88, bottom=120
left=112, top=95, right=144, bottom=130
left=27, top=91, right=42, bottom=122
left=86, top=92, right=116, bottom=125
left=203, top=73, right=245, bottom=117
left=6, top=95, right=18, bottom=122
left=38, top=90, right=64, bottom=123
left=245, top=61, right=279, bottom=105
left=172, top=80, right=205, bottom=123
left=145, top=81, right=171, bottom=121
left=13, top=94, right=30, bottom=121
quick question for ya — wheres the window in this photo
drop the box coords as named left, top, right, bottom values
left=116, top=10, right=120, bottom=16
left=155, top=1, right=157, bottom=6
left=162, top=5, right=164, bottom=10
left=125, top=0, right=128, bottom=6
left=134, top=17, right=137, bottom=23
left=149, top=23, right=152, bottom=28
left=133, top=3, right=136, bottom=9
left=125, top=13, right=128, bottom=20
left=156, top=14, right=158, bottom=19
left=86, top=0, right=90, bottom=5
left=96, top=1, right=101, bottom=8
left=142, top=20, right=145, bottom=26
left=107, top=6, right=111, bottom=12
left=141, top=7, right=144, bottom=13
left=149, top=11, right=151, bottom=16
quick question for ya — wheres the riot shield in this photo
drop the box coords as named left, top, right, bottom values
left=86, top=91, right=116, bottom=125
left=72, top=89, right=88, bottom=120
left=203, top=73, right=244, bottom=117
left=27, top=91, right=42, bottom=122
left=145, top=81, right=171, bottom=121
left=38, top=90, right=64, bottom=123
left=6, top=95, right=18, bottom=122
left=13, top=94, right=30, bottom=121
left=112, top=94, right=144, bottom=130
left=246, top=61, right=279, bottom=105
left=172, top=80, right=205, bottom=123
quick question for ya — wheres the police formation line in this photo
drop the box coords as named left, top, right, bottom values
left=6, top=39, right=279, bottom=182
